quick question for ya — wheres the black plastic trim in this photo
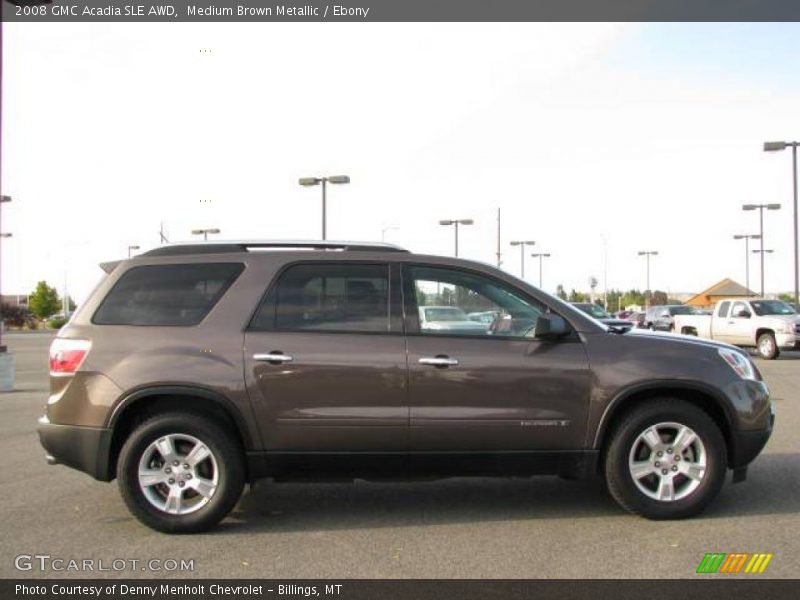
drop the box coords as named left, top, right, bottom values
left=38, top=422, right=113, bottom=482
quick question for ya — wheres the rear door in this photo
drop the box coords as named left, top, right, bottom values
left=711, top=300, right=732, bottom=342
left=403, top=264, right=591, bottom=452
left=243, top=262, right=408, bottom=452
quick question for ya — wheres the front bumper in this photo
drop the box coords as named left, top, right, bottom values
left=37, top=415, right=113, bottom=481
left=728, top=402, right=775, bottom=469
left=776, top=332, right=798, bottom=350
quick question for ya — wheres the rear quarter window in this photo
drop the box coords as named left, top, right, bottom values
left=92, top=263, right=244, bottom=326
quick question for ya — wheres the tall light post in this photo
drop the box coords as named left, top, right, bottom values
left=509, top=240, right=536, bottom=278
left=530, top=252, right=551, bottom=288
left=191, top=228, right=220, bottom=241
left=733, top=234, right=761, bottom=295
left=381, top=226, right=398, bottom=242
left=439, top=219, right=473, bottom=257
left=743, top=203, right=781, bottom=297
left=764, top=141, right=799, bottom=305
left=753, top=248, right=775, bottom=295
left=127, top=245, right=140, bottom=258
left=0, top=195, right=12, bottom=354
left=638, top=251, right=658, bottom=308
left=299, top=175, right=350, bottom=240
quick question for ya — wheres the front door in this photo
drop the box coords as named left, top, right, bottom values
left=727, top=300, right=754, bottom=346
left=244, top=262, right=408, bottom=452
left=403, top=265, right=592, bottom=452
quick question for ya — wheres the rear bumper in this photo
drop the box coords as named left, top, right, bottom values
left=37, top=416, right=113, bottom=481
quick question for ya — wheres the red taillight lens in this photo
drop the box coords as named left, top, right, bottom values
left=49, top=338, right=91, bottom=375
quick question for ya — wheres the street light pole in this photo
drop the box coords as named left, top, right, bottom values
left=191, top=228, right=221, bottom=241
left=733, top=234, right=760, bottom=295
left=439, top=219, right=474, bottom=257
left=637, top=251, right=658, bottom=308
left=743, top=203, right=781, bottom=297
left=531, top=252, right=551, bottom=288
left=128, top=245, right=140, bottom=258
left=509, top=240, right=536, bottom=279
left=299, top=175, right=350, bottom=240
left=764, top=141, right=799, bottom=305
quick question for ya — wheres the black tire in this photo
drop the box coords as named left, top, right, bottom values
left=604, top=399, right=726, bottom=520
left=757, top=332, right=779, bottom=360
left=118, top=412, right=245, bottom=533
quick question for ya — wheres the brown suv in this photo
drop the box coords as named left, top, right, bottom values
left=38, top=241, right=774, bottom=532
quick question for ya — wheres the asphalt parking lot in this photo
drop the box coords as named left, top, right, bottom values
left=1, top=332, right=797, bottom=579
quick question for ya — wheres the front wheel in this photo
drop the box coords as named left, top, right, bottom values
left=118, top=412, right=245, bottom=533
left=604, top=399, right=726, bottom=519
left=757, top=332, right=779, bottom=360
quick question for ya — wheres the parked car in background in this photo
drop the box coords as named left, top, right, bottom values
left=419, top=306, right=488, bottom=333
left=468, top=310, right=500, bottom=326
left=624, top=311, right=647, bottom=328
left=572, top=303, right=633, bottom=330
left=616, top=310, right=633, bottom=320
left=673, top=298, right=800, bottom=359
left=645, top=305, right=698, bottom=332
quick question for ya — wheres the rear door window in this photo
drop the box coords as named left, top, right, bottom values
left=93, top=263, right=244, bottom=326
left=717, top=301, right=730, bottom=318
left=251, top=263, right=391, bottom=333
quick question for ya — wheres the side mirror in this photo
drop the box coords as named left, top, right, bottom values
left=736, top=309, right=751, bottom=319
left=532, top=314, right=568, bottom=338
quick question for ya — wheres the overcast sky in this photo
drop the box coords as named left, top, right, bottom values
left=2, top=23, right=799, bottom=304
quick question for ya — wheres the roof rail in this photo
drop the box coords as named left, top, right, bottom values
left=141, top=240, right=409, bottom=257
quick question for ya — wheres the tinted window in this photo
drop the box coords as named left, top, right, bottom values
left=252, top=263, right=390, bottom=333
left=751, top=300, right=795, bottom=316
left=93, top=263, right=243, bottom=326
left=717, top=301, right=730, bottom=317
left=410, top=266, right=547, bottom=338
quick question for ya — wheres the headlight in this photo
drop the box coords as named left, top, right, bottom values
left=718, top=348, right=757, bottom=380
left=778, top=322, right=793, bottom=334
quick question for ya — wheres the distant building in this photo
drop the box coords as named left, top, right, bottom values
left=0, top=294, right=29, bottom=308
left=685, top=278, right=755, bottom=309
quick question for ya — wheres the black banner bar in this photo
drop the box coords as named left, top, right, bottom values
left=4, top=0, right=800, bottom=23
left=4, top=580, right=800, bottom=600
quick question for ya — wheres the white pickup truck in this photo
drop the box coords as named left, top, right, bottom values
left=674, top=298, right=799, bottom=359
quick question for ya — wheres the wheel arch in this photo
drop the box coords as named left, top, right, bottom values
left=106, top=386, right=253, bottom=481
left=594, top=382, right=735, bottom=469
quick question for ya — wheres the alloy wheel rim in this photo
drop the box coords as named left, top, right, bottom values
left=137, top=433, right=219, bottom=515
left=627, top=421, right=707, bottom=502
left=759, top=337, right=773, bottom=356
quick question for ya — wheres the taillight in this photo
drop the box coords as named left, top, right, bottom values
left=49, top=338, right=91, bottom=375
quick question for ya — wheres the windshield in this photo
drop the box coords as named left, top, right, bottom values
left=669, top=305, right=697, bottom=315
left=423, top=307, right=469, bottom=321
left=751, top=300, right=795, bottom=316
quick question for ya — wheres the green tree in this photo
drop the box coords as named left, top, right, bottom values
left=555, top=284, right=567, bottom=300
left=28, top=281, right=61, bottom=320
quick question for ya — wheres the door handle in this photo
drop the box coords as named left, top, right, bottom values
left=253, top=352, right=294, bottom=363
left=419, top=356, right=459, bottom=367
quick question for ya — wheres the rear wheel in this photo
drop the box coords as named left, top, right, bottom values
left=604, top=399, right=726, bottom=519
left=757, top=332, right=779, bottom=360
left=118, top=412, right=245, bottom=533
